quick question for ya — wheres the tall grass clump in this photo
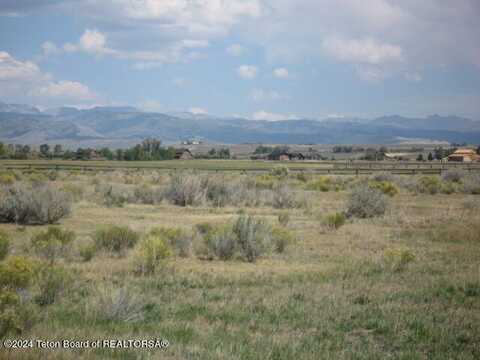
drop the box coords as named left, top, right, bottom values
left=148, top=227, right=192, bottom=257
left=369, top=180, right=399, bottom=197
left=31, top=227, right=75, bottom=265
left=0, top=256, right=36, bottom=337
left=0, top=183, right=71, bottom=225
left=93, top=226, right=139, bottom=256
left=463, top=173, right=480, bottom=194
left=323, top=212, right=346, bottom=230
left=272, top=183, right=298, bottom=209
left=87, top=285, right=145, bottom=323
left=166, top=171, right=206, bottom=206
left=232, top=215, right=271, bottom=262
left=133, top=234, right=171, bottom=275
left=441, top=169, right=465, bottom=183
left=346, top=185, right=389, bottom=218
left=416, top=176, right=442, bottom=194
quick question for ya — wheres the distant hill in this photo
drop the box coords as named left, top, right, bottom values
left=0, top=102, right=479, bottom=147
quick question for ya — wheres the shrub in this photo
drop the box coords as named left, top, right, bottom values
left=0, top=291, right=37, bottom=338
left=97, top=184, right=129, bottom=207
left=88, top=285, right=145, bottom=323
left=0, top=231, right=10, bottom=261
left=278, top=212, right=290, bottom=226
left=369, top=181, right=399, bottom=197
left=204, top=177, right=232, bottom=207
left=271, top=226, right=294, bottom=253
left=371, top=172, right=395, bottom=182
left=31, top=226, right=75, bottom=265
left=306, top=177, right=331, bottom=192
left=323, top=212, right=346, bottom=230
left=441, top=169, right=465, bottom=183
left=166, top=172, right=206, bottom=206
left=232, top=215, right=271, bottom=262
left=271, top=165, right=289, bottom=178
left=34, top=265, right=69, bottom=306
left=0, top=174, right=16, bottom=185
left=28, top=172, right=48, bottom=185
left=0, top=256, right=34, bottom=290
left=254, top=174, right=276, bottom=189
left=417, top=176, right=442, bottom=194
left=383, top=248, right=415, bottom=272
left=0, top=183, right=71, bottom=225
left=272, top=183, right=297, bottom=209
left=201, top=225, right=237, bottom=261
left=61, top=183, right=84, bottom=202
left=148, top=227, right=191, bottom=258
left=133, top=184, right=162, bottom=205
left=79, top=242, right=97, bottom=262
left=133, top=234, right=171, bottom=275
left=93, top=226, right=139, bottom=256
left=346, top=185, right=389, bottom=218
left=463, top=173, right=480, bottom=194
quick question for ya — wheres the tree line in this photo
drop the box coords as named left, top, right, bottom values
left=0, top=138, right=233, bottom=161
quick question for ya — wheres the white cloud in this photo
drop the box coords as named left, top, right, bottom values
left=322, top=37, right=403, bottom=65
left=226, top=44, right=245, bottom=56
left=189, top=107, right=208, bottom=115
left=51, top=29, right=210, bottom=68
left=273, top=67, right=289, bottom=79
left=32, top=81, right=96, bottom=101
left=0, top=51, right=97, bottom=105
left=250, top=88, right=285, bottom=102
left=41, top=41, right=61, bottom=56
left=252, top=110, right=297, bottom=121
left=237, top=65, right=258, bottom=79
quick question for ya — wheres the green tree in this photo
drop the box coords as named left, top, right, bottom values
left=40, top=144, right=50, bottom=158
left=428, top=152, right=434, bottom=161
left=416, top=154, right=424, bottom=161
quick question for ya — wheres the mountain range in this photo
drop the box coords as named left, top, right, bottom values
left=1, top=101, right=479, bottom=148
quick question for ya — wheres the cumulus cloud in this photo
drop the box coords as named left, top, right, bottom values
left=226, top=44, right=246, bottom=56
left=0, top=51, right=97, bottom=105
left=48, top=29, right=210, bottom=68
left=237, top=65, right=258, bottom=79
left=32, top=81, right=96, bottom=101
left=252, top=110, right=297, bottom=121
left=273, top=67, right=289, bottom=79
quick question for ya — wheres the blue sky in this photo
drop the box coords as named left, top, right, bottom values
left=1, top=0, right=479, bottom=120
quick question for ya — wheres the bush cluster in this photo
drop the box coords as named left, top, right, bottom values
left=93, top=225, right=140, bottom=256
left=0, top=183, right=71, bottom=225
left=346, top=185, right=389, bottom=218
left=197, top=215, right=293, bottom=262
left=31, top=226, right=75, bottom=265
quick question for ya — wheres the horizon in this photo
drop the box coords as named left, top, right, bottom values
left=1, top=1, right=480, bottom=121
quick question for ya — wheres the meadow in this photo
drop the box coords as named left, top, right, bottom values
left=0, top=163, right=479, bottom=359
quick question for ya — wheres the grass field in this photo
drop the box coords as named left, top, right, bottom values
left=0, top=167, right=479, bottom=359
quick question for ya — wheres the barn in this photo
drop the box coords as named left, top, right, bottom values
left=174, top=149, right=193, bottom=160
left=447, top=149, right=479, bottom=162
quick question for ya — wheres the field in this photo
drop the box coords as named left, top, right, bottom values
left=0, top=162, right=479, bottom=359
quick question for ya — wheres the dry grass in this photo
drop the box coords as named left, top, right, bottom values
left=1, top=169, right=479, bottom=359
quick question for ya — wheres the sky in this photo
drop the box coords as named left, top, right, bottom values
left=0, top=0, right=479, bottom=120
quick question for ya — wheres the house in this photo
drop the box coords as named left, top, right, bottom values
left=447, top=149, right=479, bottom=162
left=270, top=152, right=305, bottom=161
left=174, top=148, right=193, bottom=160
